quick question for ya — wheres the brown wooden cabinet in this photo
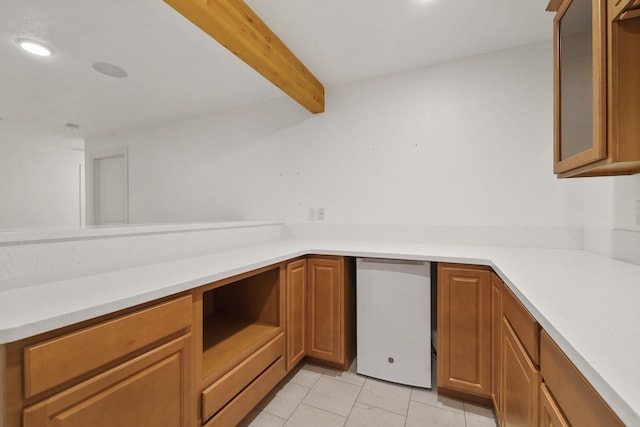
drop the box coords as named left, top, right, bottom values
left=539, top=384, right=569, bottom=427
left=552, top=0, right=640, bottom=177
left=501, top=319, right=539, bottom=427
left=285, top=258, right=307, bottom=370
left=4, top=296, right=194, bottom=427
left=197, top=264, right=286, bottom=426
left=437, top=263, right=492, bottom=401
left=306, top=255, right=355, bottom=370
left=539, top=330, right=624, bottom=427
left=23, top=335, right=192, bottom=427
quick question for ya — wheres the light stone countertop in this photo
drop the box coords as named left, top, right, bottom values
left=0, top=239, right=638, bottom=425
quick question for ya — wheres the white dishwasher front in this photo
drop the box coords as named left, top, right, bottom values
left=356, top=258, right=431, bottom=388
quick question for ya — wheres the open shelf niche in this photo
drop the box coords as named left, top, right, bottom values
left=201, top=266, right=281, bottom=383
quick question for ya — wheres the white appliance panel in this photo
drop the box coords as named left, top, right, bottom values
left=356, top=258, right=431, bottom=388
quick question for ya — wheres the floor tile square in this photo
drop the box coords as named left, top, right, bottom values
left=289, top=363, right=325, bottom=388
left=303, top=376, right=361, bottom=417
left=323, top=366, right=367, bottom=386
left=464, top=402, right=497, bottom=427
left=356, top=377, right=411, bottom=416
left=284, top=404, right=347, bottom=427
left=410, top=387, right=465, bottom=413
left=262, top=381, right=311, bottom=419
left=239, top=410, right=287, bottom=427
left=406, top=401, right=466, bottom=427
left=345, top=402, right=406, bottom=427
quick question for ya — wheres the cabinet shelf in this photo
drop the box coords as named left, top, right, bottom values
left=200, top=266, right=282, bottom=384
left=202, top=315, right=280, bottom=382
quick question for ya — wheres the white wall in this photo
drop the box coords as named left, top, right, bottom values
left=583, top=175, right=640, bottom=263
left=87, top=42, right=585, bottom=248
left=0, top=141, right=84, bottom=229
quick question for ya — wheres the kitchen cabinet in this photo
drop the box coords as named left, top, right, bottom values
left=539, top=384, right=569, bottom=427
left=4, top=296, right=193, bottom=427
left=437, top=263, right=492, bottom=402
left=501, top=319, right=539, bottom=427
left=499, top=281, right=541, bottom=427
left=197, top=264, right=286, bottom=426
left=285, top=258, right=307, bottom=370
left=552, top=0, right=640, bottom=177
left=23, top=335, right=192, bottom=427
left=540, top=330, right=624, bottom=426
left=306, top=255, right=356, bottom=370
left=491, top=273, right=503, bottom=416
left=434, top=261, right=630, bottom=425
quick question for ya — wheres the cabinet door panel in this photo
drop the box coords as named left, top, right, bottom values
left=24, top=335, right=192, bottom=427
left=553, top=0, right=607, bottom=174
left=307, top=257, right=343, bottom=363
left=539, top=384, right=569, bottom=427
left=286, top=259, right=307, bottom=370
left=502, top=320, right=538, bottom=427
left=437, top=264, right=491, bottom=398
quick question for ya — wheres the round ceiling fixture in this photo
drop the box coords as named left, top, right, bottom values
left=15, top=38, right=53, bottom=56
left=92, top=61, right=128, bottom=78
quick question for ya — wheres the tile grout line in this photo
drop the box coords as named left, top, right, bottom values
left=300, top=375, right=359, bottom=421
left=342, top=372, right=367, bottom=426
left=283, top=364, right=324, bottom=424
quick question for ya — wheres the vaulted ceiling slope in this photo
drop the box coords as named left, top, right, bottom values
left=0, top=0, right=551, bottom=147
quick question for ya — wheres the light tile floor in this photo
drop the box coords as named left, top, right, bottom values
left=239, top=361, right=497, bottom=427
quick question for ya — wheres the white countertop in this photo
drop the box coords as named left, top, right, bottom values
left=1, top=239, right=639, bottom=425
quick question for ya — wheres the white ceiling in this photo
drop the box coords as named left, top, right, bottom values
left=0, top=0, right=552, bottom=149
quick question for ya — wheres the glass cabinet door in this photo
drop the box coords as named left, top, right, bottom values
left=554, top=0, right=607, bottom=174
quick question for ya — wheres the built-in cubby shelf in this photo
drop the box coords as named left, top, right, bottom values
left=201, top=266, right=281, bottom=384
left=202, top=315, right=279, bottom=381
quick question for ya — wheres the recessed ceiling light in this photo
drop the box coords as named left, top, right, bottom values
left=15, top=38, right=53, bottom=57
left=92, top=62, right=128, bottom=78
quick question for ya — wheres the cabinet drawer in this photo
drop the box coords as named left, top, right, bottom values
left=502, top=286, right=539, bottom=365
left=203, top=357, right=286, bottom=427
left=540, top=331, right=624, bottom=427
left=202, top=333, right=284, bottom=421
left=23, top=334, right=193, bottom=427
left=24, top=295, right=192, bottom=398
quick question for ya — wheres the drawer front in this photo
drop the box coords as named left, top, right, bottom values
left=202, top=333, right=284, bottom=421
left=540, top=331, right=624, bottom=427
left=24, top=295, right=192, bottom=398
left=502, top=286, right=540, bottom=365
left=23, top=334, right=193, bottom=427
left=203, top=357, right=286, bottom=427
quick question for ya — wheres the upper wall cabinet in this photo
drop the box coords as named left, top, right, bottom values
left=551, top=0, right=640, bottom=177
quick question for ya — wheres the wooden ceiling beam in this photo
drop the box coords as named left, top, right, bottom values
left=164, top=0, right=325, bottom=113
